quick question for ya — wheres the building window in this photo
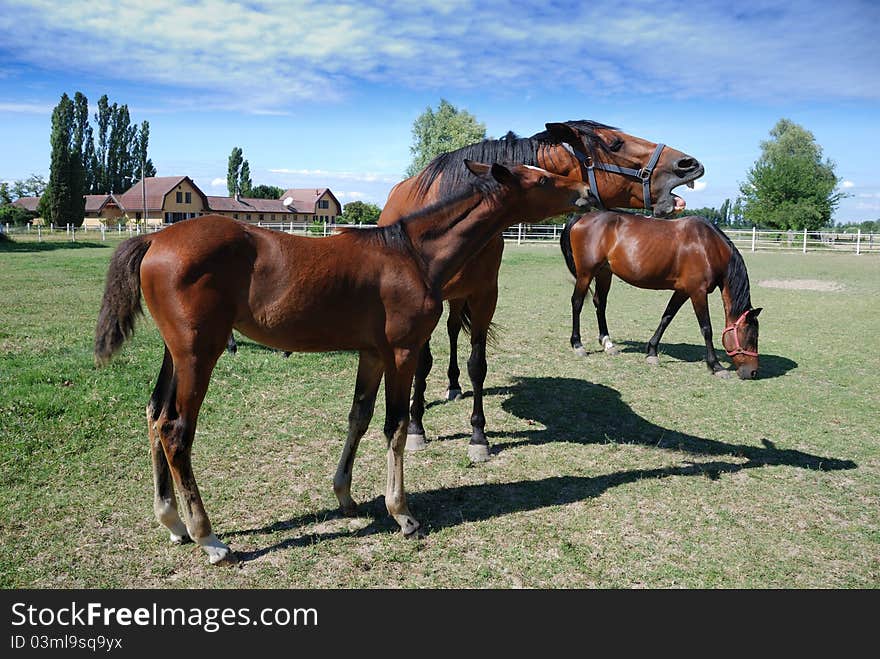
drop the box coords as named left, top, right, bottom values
left=318, top=199, right=329, bottom=209
left=246, top=214, right=251, bottom=221
left=259, top=214, right=264, bottom=222
left=185, top=192, right=192, bottom=204
left=176, top=191, right=182, bottom=203
left=233, top=213, right=238, bottom=220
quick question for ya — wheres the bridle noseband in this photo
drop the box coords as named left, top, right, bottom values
left=563, top=141, right=666, bottom=212
left=722, top=310, right=758, bottom=358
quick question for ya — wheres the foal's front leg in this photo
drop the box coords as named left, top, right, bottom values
left=592, top=267, right=618, bottom=354
left=570, top=271, right=593, bottom=357
left=691, top=292, right=730, bottom=378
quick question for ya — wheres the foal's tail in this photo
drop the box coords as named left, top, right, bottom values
left=94, top=235, right=152, bottom=365
left=559, top=215, right=580, bottom=278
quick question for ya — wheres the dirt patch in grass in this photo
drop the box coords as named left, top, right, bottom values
left=758, top=279, right=844, bottom=292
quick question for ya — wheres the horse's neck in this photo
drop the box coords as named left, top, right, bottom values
left=403, top=192, right=509, bottom=290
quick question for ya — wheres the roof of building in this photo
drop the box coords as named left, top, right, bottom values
left=278, top=188, right=340, bottom=214
left=84, top=194, right=122, bottom=213
left=12, top=196, right=40, bottom=212
left=205, top=196, right=293, bottom=214
left=115, top=176, right=207, bottom=212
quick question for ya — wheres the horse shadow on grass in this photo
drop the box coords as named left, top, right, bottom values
left=611, top=340, right=797, bottom=379
left=227, top=376, right=854, bottom=563
left=0, top=239, right=111, bottom=253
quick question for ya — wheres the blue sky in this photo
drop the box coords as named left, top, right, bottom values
left=1, top=0, right=878, bottom=222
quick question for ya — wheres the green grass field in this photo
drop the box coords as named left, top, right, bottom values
left=1, top=233, right=878, bottom=588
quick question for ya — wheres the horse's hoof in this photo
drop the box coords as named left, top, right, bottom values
left=406, top=433, right=428, bottom=451
left=468, top=443, right=491, bottom=463
left=338, top=499, right=359, bottom=517
left=210, top=551, right=239, bottom=567
left=402, top=522, right=424, bottom=540
left=714, top=369, right=732, bottom=379
left=646, top=355, right=660, bottom=366
left=169, top=531, right=191, bottom=545
left=573, top=346, right=587, bottom=358
left=604, top=344, right=620, bottom=356
left=445, top=388, right=463, bottom=401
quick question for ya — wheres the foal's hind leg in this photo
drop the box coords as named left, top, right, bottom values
left=646, top=291, right=688, bottom=366
left=334, top=350, right=384, bottom=515
left=570, top=271, right=594, bottom=357
left=384, top=350, right=421, bottom=537
left=463, top=290, right=497, bottom=463
left=592, top=267, right=618, bottom=354
left=147, top=346, right=189, bottom=544
left=690, top=291, right=730, bottom=378
left=157, top=344, right=236, bottom=564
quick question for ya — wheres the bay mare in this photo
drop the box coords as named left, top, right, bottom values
left=94, top=161, right=591, bottom=565
left=380, top=120, right=705, bottom=461
left=560, top=211, right=761, bottom=379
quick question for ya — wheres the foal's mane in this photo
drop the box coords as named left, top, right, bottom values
left=415, top=120, right=617, bottom=198
left=341, top=173, right=504, bottom=253
left=703, top=219, right=752, bottom=317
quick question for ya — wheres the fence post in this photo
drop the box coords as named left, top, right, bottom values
left=751, top=226, right=756, bottom=252
left=856, top=229, right=861, bottom=255
left=38, top=225, right=42, bottom=242
left=72, top=224, right=75, bottom=242
left=101, top=224, right=106, bottom=242
left=517, top=223, right=523, bottom=245
left=290, top=221, right=293, bottom=234
left=803, top=228, right=807, bottom=254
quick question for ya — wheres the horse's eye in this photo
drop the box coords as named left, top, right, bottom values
left=609, top=139, right=624, bottom=152
left=538, top=176, right=548, bottom=186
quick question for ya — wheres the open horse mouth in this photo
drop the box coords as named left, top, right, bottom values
left=659, top=162, right=705, bottom=217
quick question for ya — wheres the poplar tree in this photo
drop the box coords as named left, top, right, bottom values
left=42, top=93, right=86, bottom=226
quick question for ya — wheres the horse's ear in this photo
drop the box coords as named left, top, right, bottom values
left=749, top=307, right=763, bottom=319
left=545, top=122, right=582, bottom=147
left=489, top=163, right=520, bottom=187
left=463, top=159, right=491, bottom=177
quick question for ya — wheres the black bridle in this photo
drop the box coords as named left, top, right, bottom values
left=562, top=141, right=666, bottom=212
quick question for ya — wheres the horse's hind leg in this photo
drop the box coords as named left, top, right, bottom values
left=463, top=290, right=497, bottom=463
left=334, top=350, right=383, bottom=515
left=405, top=341, right=432, bottom=450
left=690, top=291, right=729, bottom=378
left=157, top=343, right=235, bottom=564
left=147, top=346, right=189, bottom=544
left=225, top=333, right=237, bottom=354
left=444, top=299, right=465, bottom=400
left=646, top=290, right=688, bottom=365
left=592, top=267, right=618, bottom=354
left=570, top=271, right=593, bottom=357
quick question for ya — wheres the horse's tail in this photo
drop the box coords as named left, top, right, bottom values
left=458, top=302, right=499, bottom=348
left=94, top=235, right=153, bottom=365
left=559, top=214, right=580, bottom=278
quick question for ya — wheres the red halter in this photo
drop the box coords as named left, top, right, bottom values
left=722, top=310, right=758, bottom=358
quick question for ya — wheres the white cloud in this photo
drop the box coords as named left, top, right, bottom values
left=691, top=181, right=707, bottom=192
left=269, top=168, right=399, bottom=184
left=841, top=180, right=855, bottom=188
left=0, top=1, right=877, bottom=112
left=210, top=178, right=226, bottom=188
left=0, top=102, right=52, bottom=114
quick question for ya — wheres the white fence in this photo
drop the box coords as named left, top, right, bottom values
left=3, top=220, right=878, bottom=255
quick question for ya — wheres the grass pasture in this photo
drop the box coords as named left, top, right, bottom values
left=1, top=234, right=878, bottom=588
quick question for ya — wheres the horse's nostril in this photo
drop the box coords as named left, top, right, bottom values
left=676, top=157, right=698, bottom=171
left=750, top=370, right=758, bottom=379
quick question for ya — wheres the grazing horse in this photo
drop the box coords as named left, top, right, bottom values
left=380, top=120, right=705, bottom=461
left=94, top=161, right=592, bottom=565
left=560, top=211, right=761, bottom=379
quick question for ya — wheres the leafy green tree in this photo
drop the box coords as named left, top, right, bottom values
left=135, top=121, right=156, bottom=179
left=740, top=119, right=844, bottom=230
left=11, top=174, right=47, bottom=199
left=339, top=200, right=382, bottom=224
left=227, top=147, right=244, bottom=196
left=43, top=93, right=86, bottom=226
left=0, top=204, right=36, bottom=226
left=249, top=184, right=284, bottom=199
left=0, top=182, right=11, bottom=205
left=406, top=99, right=486, bottom=177
left=239, top=160, right=252, bottom=197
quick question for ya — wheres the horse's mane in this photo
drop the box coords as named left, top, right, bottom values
left=414, top=120, right=617, bottom=198
left=702, top=219, right=752, bottom=317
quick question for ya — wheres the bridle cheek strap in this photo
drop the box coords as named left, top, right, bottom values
left=567, top=142, right=665, bottom=212
left=722, top=310, right=759, bottom=358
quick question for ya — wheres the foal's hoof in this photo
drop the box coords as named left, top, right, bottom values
left=573, top=346, right=587, bottom=358
left=199, top=535, right=237, bottom=566
left=604, top=344, right=620, bottom=355
left=646, top=355, right=660, bottom=366
left=445, top=388, right=463, bottom=401
left=713, top=369, right=732, bottom=379
left=406, top=433, right=428, bottom=451
left=169, top=531, right=191, bottom=545
left=468, top=443, right=492, bottom=463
